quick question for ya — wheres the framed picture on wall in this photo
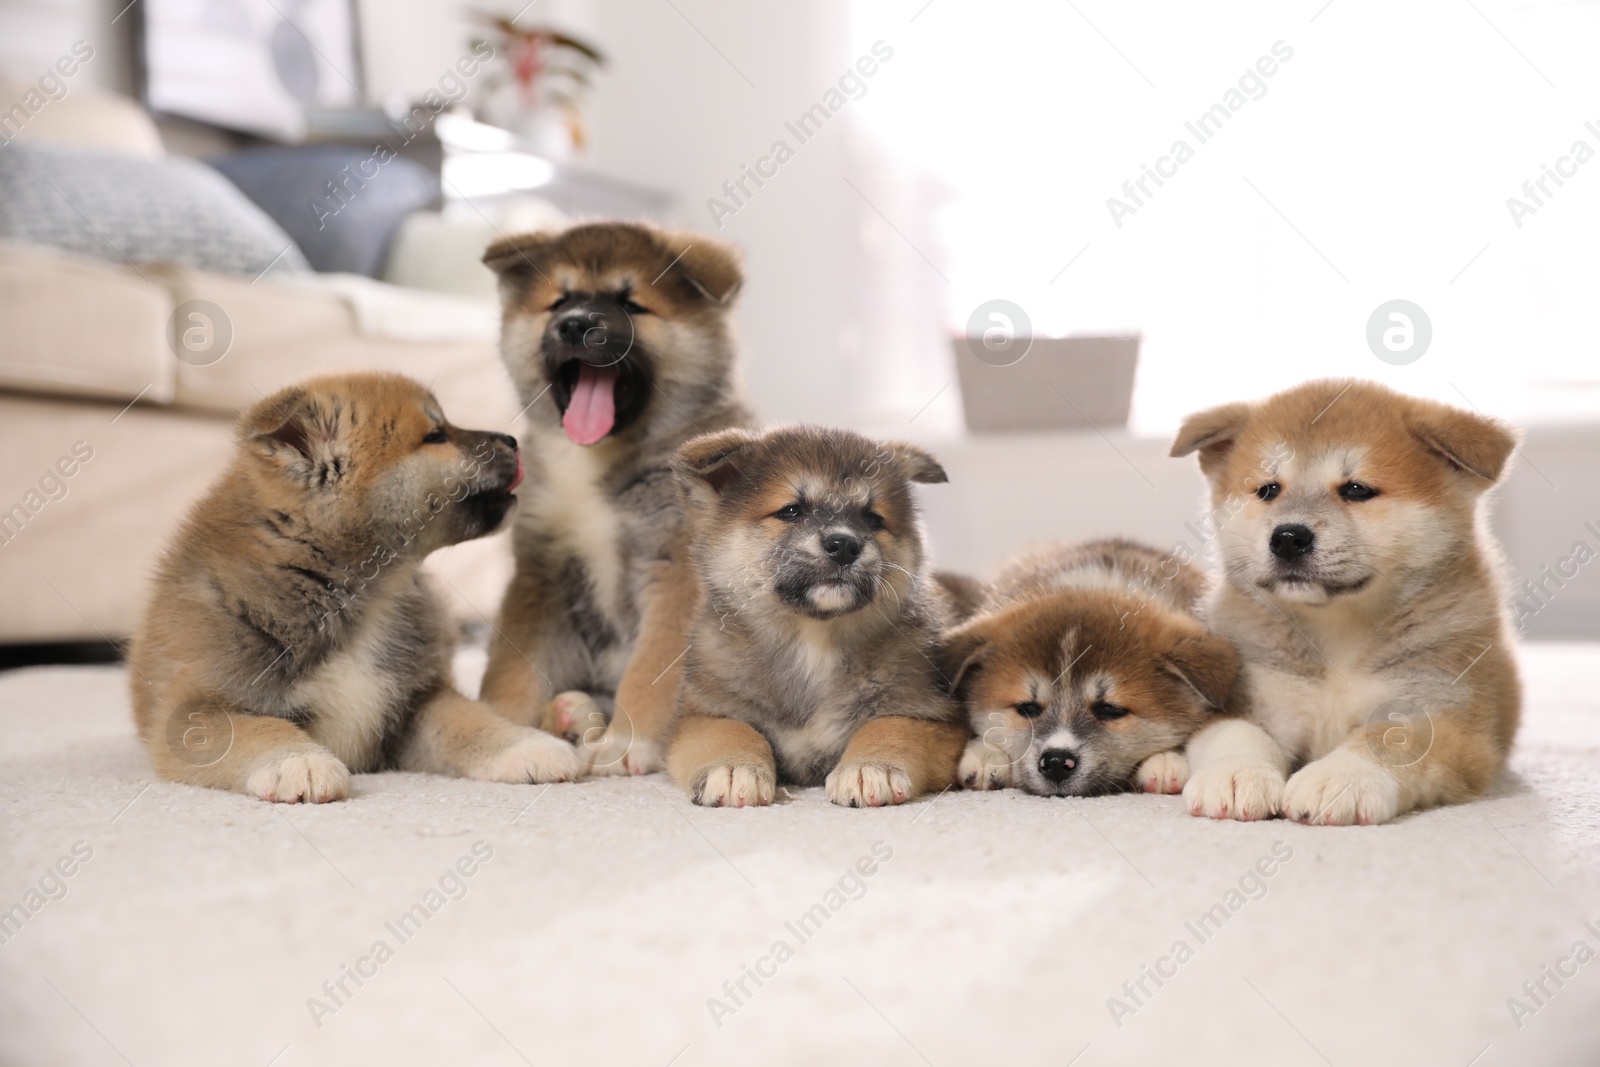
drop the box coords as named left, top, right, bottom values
left=139, top=0, right=363, bottom=142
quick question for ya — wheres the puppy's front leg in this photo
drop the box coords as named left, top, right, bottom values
left=959, top=736, right=1014, bottom=790
left=479, top=569, right=555, bottom=727
left=147, top=699, right=349, bottom=803
left=828, top=717, right=969, bottom=808
left=1281, top=713, right=1499, bottom=825
left=1182, top=717, right=1289, bottom=821
left=399, top=688, right=580, bottom=784
left=666, top=713, right=776, bottom=807
left=1134, top=749, right=1190, bottom=794
left=586, top=552, right=700, bottom=777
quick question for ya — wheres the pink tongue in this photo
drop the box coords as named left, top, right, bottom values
left=562, top=365, right=618, bottom=445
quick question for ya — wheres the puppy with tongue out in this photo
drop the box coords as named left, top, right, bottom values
left=478, top=222, right=755, bottom=777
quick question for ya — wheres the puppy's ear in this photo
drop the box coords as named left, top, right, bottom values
left=672, top=428, right=757, bottom=502
left=933, top=570, right=987, bottom=624
left=883, top=441, right=948, bottom=485
left=482, top=231, right=558, bottom=283
left=1406, top=400, right=1518, bottom=486
left=1170, top=402, right=1252, bottom=479
left=1161, top=631, right=1240, bottom=711
left=939, top=619, right=988, bottom=697
left=659, top=230, right=743, bottom=305
left=240, top=386, right=344, bottom=486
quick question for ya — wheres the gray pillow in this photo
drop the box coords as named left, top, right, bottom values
left=209, top=146, right=439, bottom=277
left=0, top=142, right=310, bottom=277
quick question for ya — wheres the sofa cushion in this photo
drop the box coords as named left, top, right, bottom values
left=209, top=145, right=439, bottom=277
left=0, top=79, right=165, bottom=157
left=0, top=241, right=176, bottom=404
left=156, top=265, right=518, bottom=430
left=0, top=142, right=311, bottom=277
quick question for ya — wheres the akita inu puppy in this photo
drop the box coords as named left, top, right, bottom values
left=1170, top=379, right=1521, bottom=825
left=663, top=426, right=969, bottom=807
left=129, top=373, right=580, bottom=802
left=944, top=539, right=1239, bottom=797
left=478, top=222, right=753, bottom=776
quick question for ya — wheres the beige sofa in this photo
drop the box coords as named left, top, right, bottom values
left=0, top=87, right=517, bottom=645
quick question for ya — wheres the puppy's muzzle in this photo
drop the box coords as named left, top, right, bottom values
left=1269, top=523, right=1316, bottom=561
left=553, top=312, right=617, bottom=360
left=1038, top=748, right=1077, bottom=783
left=821, top=532, right=862, bottom=567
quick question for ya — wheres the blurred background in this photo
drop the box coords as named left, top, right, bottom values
left=2, top=0, right=1598, bottom=657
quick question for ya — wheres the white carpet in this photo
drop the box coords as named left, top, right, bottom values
left=2, top=645, right=1597, bottom=1067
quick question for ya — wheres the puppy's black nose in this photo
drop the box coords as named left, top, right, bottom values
left=1270, top=523, right=1316, bottom=561
left=822, top=533, right=862, bottom=566
left=1039, top=749, right=1077, bottom=783
left=556, top=315, right=588, bottom=345
left=494, top=433, right=518, bottom=450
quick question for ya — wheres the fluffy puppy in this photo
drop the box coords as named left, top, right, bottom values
left=129, top=373, right=580, bottom=802
left=663, top=426, right=969, bottom=807
left=477, top=222, right=754, bottom=775
left=1170, top=379, right=1521, bottom=825
left=944, top=539, right=1239, bottom=797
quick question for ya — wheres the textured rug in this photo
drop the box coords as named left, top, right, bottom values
left=1, top=645, right=1597, bottom=1067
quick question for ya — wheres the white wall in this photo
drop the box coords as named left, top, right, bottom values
left=583, top=0, right=865, bottom=427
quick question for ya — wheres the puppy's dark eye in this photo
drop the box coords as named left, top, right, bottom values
left=422, top=428, right=448, bottom=445
left=862, top=509, right=885, bottom=531
left=773, top=503, right=805, bottom=522
left=1257, top=482, right=1281, bottom=502
left=1338, top=481, right=1379, bottom=502
left=1092, top=701, right=1130, bottom=721
left=1014, top=701, right=1044, bottom=719
left=548, top=293, right=573, bottom=312
left=620, top=297, right=649, bottom=315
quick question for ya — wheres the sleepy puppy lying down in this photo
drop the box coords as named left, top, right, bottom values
left=944, top=539, right=1240, bottom=797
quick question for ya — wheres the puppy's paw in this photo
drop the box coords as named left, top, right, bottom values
left=1183, top=760, right=1284, bottom=821
left=247, top=750, right=349, bottom=804
left=1282, top=749, right=1401, bottom=826
left=826, top=759, right=914, bottom=808
left=473, top=728, right=582, bottom=785
left=694, top=764, right=776, bottom=808
left=584, top=730, right=662, bottom=777
left=1135, top=750, right=1189, bottom=794
left=959, top=737, right=1013, bottom=791
left=541, top=690, right=607, bottom=744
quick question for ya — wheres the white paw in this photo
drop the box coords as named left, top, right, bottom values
left=826, top=760, right=913, bottom=808
left=1135, top=750, right=1189, bottom=794
left=542, top=690, right=608, bottom=743
left=583, top=730, right=662, bottom=777
left=473, top=728, right=582, bottom=785
left=1183, top=760, right=1285, bottom=821
left=1282, top=749, right=1401, bottom=826
left=959, top=737, right=1014, bottom=791
left=247, top=750, right=349, bottom=804
left=695, top=764, right=776, bottom=808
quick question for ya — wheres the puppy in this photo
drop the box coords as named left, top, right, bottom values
left=944, top=539, right=1239, bottom=797
left=477, top=222, right=754, bottom=775
left=1170, top=379, right=1521, bottom=825
left=129, top=373, right=580, bottom=802
left=663, top=426, right=969, bottom=807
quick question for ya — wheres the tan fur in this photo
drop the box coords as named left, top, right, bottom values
left=827, top=717, right=969, bottom=806
left=1170, top=378, right=1521, bottom=825
left=944, top=539, right=1239, bottom=797
left=477, top=222, right=752, bottom=777
left=665, top=714, right=778, bottom=807
left=129, top=373, right=579, bottom=802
